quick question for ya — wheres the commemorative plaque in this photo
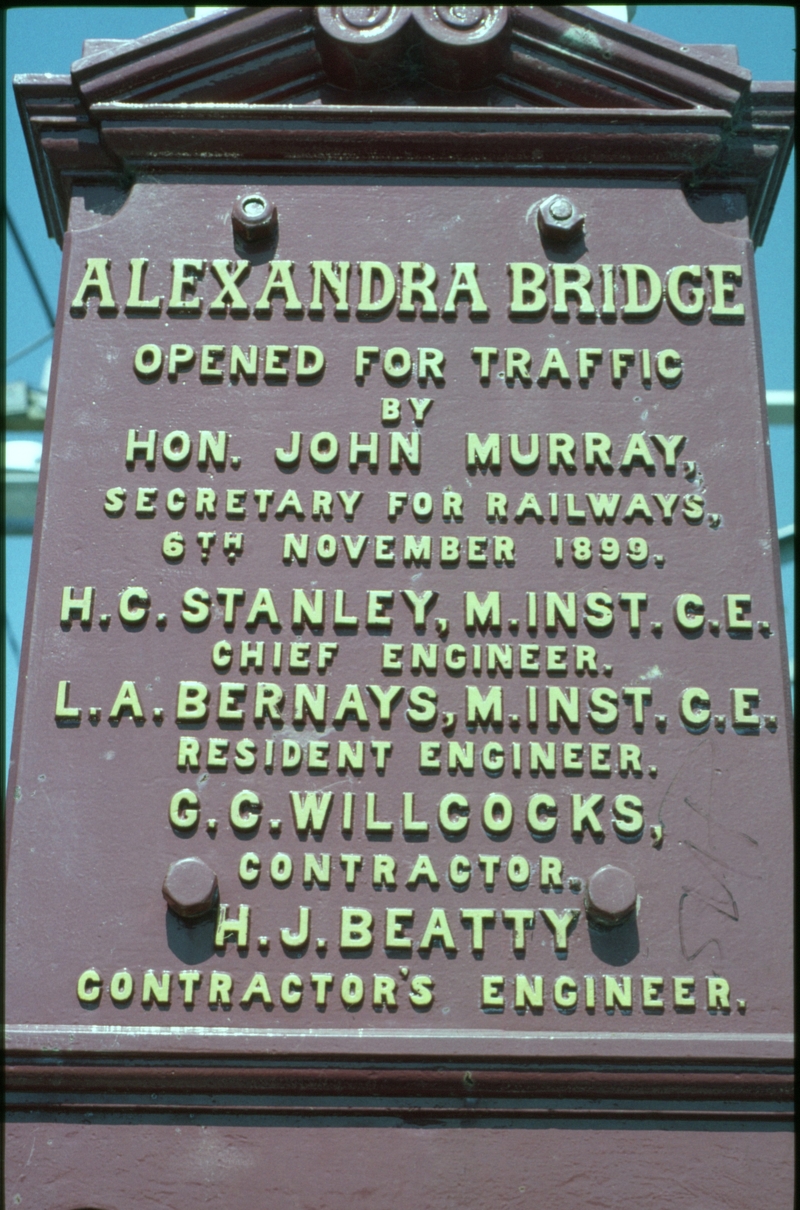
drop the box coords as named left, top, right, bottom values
left=7, top=7, right=794, bottom=1205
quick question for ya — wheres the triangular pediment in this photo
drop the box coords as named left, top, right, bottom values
left=66, top=5, right=754, bottom=111
left=14, top=6, right=794, bottom=249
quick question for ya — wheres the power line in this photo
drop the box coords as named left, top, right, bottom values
left=5, top=612, right=22, bottom=664
left=6, top=329, right=54, bottom=367
left=4, top=206, right=56, bottom=328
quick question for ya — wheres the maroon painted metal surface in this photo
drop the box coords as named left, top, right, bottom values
left=4, top=1121, right=795, bottom=1209
left=7, top=6, right=794, bottom=1204
left=6, top=174, right=793, bottom=1065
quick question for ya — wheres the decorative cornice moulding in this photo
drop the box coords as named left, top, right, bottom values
left=13, top=6, right=793, bottom=246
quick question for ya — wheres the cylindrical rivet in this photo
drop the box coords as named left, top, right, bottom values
left=162, top=857, right=218, bottom=918
left=585, top=865, right=637, bottom=927
left=232, top=194, right=277, bottom=243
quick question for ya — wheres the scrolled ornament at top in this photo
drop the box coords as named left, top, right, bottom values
left=316, top=6, right=413, bottom=43
left=416, top=6, right=508, bottom=44
left=315, top=6, right=510, bottom=92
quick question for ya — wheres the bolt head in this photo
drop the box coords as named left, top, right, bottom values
left=232, top=194, right=277, bottom=243
left=537, top=193, right=585, bottom=243
left=549, top=197, right=573, bottom=220
left=585, top=865, right=637, bottom=927
left=162, top=857, right=218, bottom=919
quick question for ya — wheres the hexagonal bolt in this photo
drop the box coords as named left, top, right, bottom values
left=162, top=856, right=218, bottom=919
left=549, top=196, right=573, bottom=220
left=232, top=194, right=277, bottom=243
left=537, top=193, right=585, bottom=243
left=585, top=865, right=637, bottom=927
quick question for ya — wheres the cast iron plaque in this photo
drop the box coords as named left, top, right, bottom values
left=6, top=176, right=793, bottom=1065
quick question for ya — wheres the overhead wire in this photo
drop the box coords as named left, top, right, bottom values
left=6, top=329, right=53, bottom=367
left=4, top=205, right=56, bottom=327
